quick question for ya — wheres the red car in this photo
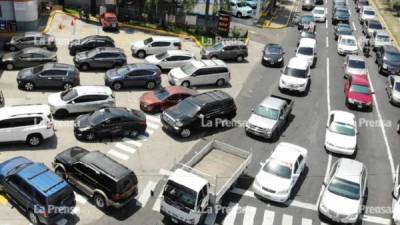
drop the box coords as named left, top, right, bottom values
left=345, top=75, right=374, bottom=111
left=100, top=12, right=118, bottom=30
left=140, top=86, right=197, bottom=113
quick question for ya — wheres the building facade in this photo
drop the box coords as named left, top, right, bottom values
left=0, top=0, right=42, bottom=31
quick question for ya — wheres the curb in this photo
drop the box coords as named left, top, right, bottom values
left=262, top=0, right=299, bottom=29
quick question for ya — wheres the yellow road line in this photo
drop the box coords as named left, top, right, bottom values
left=0, top=195, right=8, bottom=205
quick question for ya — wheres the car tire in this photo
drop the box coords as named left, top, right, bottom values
left=9, top=46, right=16, bottom=51
left=28, top=211, right=40, bottom=225
left=216, top=79, right=226, bottom=87
left=181, top=81, right=190, bottom=88
left=180, top=128, right=191, bottom=138
left=137, top=50, right=146, bottom=58
left=146, top=81, right=156, bottom=89
left=24, top=82, right=35, bottom=91
left=112, top=82, right=123, bottom=90
left=5, top=63, right=14, bottom=70
left=26, top=134, right=43, bottom=147
left=55, top=167, right=66, bottom=179
left=237, top=12, right=242, bottom=18
left=85, top=132, right=96, bottom=141
left=80, top=63, right=90, bottom=71
left=93, top=194, right=106, bottom=210
left=210, top=55, right=218, bottom=60
left=396, top=121, right=400, bottom=134
left=55, top=109, right=69, bottom=118
left=63, top=83, right=73, bottom=90
left=236, top=55, right=244, bottom=62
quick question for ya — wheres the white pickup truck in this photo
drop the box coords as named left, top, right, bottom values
left=160, top=140, right=252, bottom=225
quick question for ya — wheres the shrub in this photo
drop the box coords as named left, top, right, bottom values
left=392, top=0, right=400, bottom=16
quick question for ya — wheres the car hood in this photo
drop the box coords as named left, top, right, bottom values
left=145, top=55, right=161, bottom=64
left=75, top=114, right=92, bottom=129
left=55, top=147, right=87, bottom=165
left=347, top=91, right=372, bottom=104
left=255, top=171, right=291, bottom=192
left=17, top=68, right=34, bottom=79
left=48, top=93, right=66, bottom=107
left=1, top=52, right=17, bottom=61
left=346, top=67, right=367, bottom=76
left=363, top=15, right=376, bottom=20
left=163, top=106, right=192, bottom=124
left=296, top=53, right=314, bottom=63
left=69, top=39, right=80, bottom=47
left=105, top=68, right=121, bottom=79
left=320, top=189, right=361, bottom=216
left=132, top=41, right=145, bottom=49
left=169, top=67, right=189, bottom=79
left=281, top=74, right=308, bottom=85
left=240, top=6, right=253, bottom=10
left=248, top=113, right=277, bottom=130
left=140, top=92, right=161, bottom=105
left=339, top=44, right=358, bottom=51
left=0, top=157, right=32, bottom=179
left=263, top=52, right=282, bottom=60
left=325, top=130, right=357, bottom=149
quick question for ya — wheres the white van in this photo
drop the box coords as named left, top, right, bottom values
left=296, top=38, right=316, bottom=67
left=131, top=36, right=182, bottom=58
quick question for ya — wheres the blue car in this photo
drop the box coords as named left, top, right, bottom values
left=0, top=157, right=75, bottom=225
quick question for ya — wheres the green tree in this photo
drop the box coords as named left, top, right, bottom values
left=392, top=0, right=400, bottom=16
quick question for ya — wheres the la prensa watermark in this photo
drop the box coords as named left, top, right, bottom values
left=358, top=118, right=393, bottom=128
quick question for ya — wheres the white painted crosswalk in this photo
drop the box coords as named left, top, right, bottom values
left=107, top=149, right=129, bottom=160
left=114, top=143, right=137, bottom=154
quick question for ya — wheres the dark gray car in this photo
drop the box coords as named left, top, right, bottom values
left=200, top=41, right=248, bottom=62
left=4, top=32, right=57, bottom=51
left=104, top=64, right=162, bottom=90
left=1, top=47, right=57, bottom=70
left=73, top=47, right=127, bottom=71
left=17, top=63, right=80, bottom=91
left=261, top=44, right=285, bottom=67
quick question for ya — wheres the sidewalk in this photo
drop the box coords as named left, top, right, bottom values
left=262, top=0, right=300, bottom=29
left=370, top=0, right=400, bottom=48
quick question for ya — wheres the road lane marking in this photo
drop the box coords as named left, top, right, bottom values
left=152, top=191, right=163, bottom=211
left=282, top=214, right=293, bottom=225
left=138, top=181, right=157, bottom=206
left=146, top=115, right=161, bottom=123
left=326, top=57, right=331, bottom=112
left=159, top=168, right=173, bottom=176
left=107, top=149, right=129, bottom=160
left=361, top=215, right=391, bottom=224
left=222, top=204, right=239, bottom=225
left=261, top=210, right=275, bottom=225
left=122, top=138, right=143, bottom=147
left=302, top=218, right=312, bottom=225
left=243, top=206, right=256, bottom=225
left=115, top=143, right=137, bottom=154
left=147, top=129, right=155, bottom=135
left=0, top=195, right=8, bottom=205
left=352, top=21, right=357, bottom=31
left=325, top=20, right=328, bottom=29
left=147, top=121, right=160, bottom=129
left=326, top=36, right=329, bottom=48
left=74, top=193, right=88, bottom=204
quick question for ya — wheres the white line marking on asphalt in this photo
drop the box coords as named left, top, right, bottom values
left=115, top=143, right=136, bottom=154
left=152, top=191, right=163, bottom=211
left=243, top=206, right=257, bottom=225
left=147, top=121, right=160, bottom=129
left=326, top=36, right=329, bottom=48
left=352, top=21, right=357, bottom=31
left=122, top=138, right=143, bottom=147
left=75, top=193, right=88, bottom=204
left=147, top=129, right=155, bottom=135
left=138, top=181, right=157, bottom=206
left=159, top=168, right=173, bottom=176
left=325, top=20, right=328, bottom=29
left=222, top=204, right=239, bottom=225
left=366, top=71, right=396, bottom=179
left=349, top=9, right=352, bottom=16
left=361, top=215, right=391, bottom=225
left=282, top=214, right=293, bottom=225
left=146, top=115, right=161, bottom=123
left=261, top=210, right=275, bottom=225
left=302, top=218, right=312, bottom=225
left=326, top=57, right=331, bottom=112
left=107, top=150, right=129, bottom=160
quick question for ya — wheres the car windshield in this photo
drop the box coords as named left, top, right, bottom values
left=284, top=66, right=308, bottom=78
left=377, top=35, right=390, bottom=42
left=338, top=30, right=353, bottom=36
left=254, top=105, right=280, bottom=120
left=329, top=121, right=356, bottom=136
left=60, top=89, right=78, bottom=101
left=386, top=52, right=400, bottom=62
left=369, top=22, right=382, bottom=29
left=302, top=15, right=314, bottom=23
left=340, top=38, right=356, bottom=46
left=32, top=65, right=44, bottom=74
left=395, top=83, right=400, bottom=91
left=364, top=10, right=375, bottom=15
left=212, top=42, right=224, bottom=50
left=262, top=159, right=292, bottom=179
left=298, top=47, right=313, bottom=56
left=154, top=89, right=171, bottom=100
left=266, top=46, right=282, bottom=54
left=155, top=52, right=169, bottom=60
left=314, top=9, right=325, bottom=14
left=116, top=66, right=130, bottom=75
left=144, top=37, right=153, bottom=45
left=180, top=63, right=198, bottom=75
left=301, top=32, right=316, bottom=39
left=88, top=111, right=106, bottom=125
left=337, top=24, right=351, bottom=30
left=350, top=84, right=370, bottom=94
left=349, top=60, right=366, bottom=69
left=7, top=162, right=33, bottom=175
left=337, top=10, right=349, bottom=16
left=328, top=178, right=360, bottom=200
left=176, top=100, right=200, bottom=117
left=87, top=49, right=97, bottom=58
left=163, top=180, right=196, bottom=210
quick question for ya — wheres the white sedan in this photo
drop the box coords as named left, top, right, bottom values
left=144, top=50, right=195, bottom=70
left=253, top=142, right=308, bottom=203
left=312, top=6, right=326, bottom=22
left=324, top=110, right=358, bottom=155
left=337, top=35, right=359, bottom=55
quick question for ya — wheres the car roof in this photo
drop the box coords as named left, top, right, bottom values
left=375, top=30, right=389, bottom=36
left=351, top=75, right=370, bottom=86
left=189, top=90, right=232, bottom=107
left=95, top=107, right=138, bottom=120
left=299, top=38, right=316, bottom=47
left=368, top=19, right=381, bottom=25
left=331, top=110, right=355, bottom=124
left=94, top=47, right=124, bottom=53
left=313, top=6, right=325, bottom=10
left=21, top=47, right=51, bottom=54
left=335, top=158, right=365, bottom=183
left=84, top=35, right=114, bottom=41
left=391, top=76, right=400, bottom=83
left=191, top=59, right=227, bottom=69
left=347, top=55, right=365, bottom=62
left=287, top=57, right=309, bottom=69
left=151, top=36, right=181, bottom=42
left=74, top=86, right=112, bottom=96
left=43, top=63, right=76, bottom=71
left=219, top=40, right=246, bottom=46
left=165, top=50, right=194, bottom=57
left=271, top=142, right=307, bottom=165
left=127, top=63, right=159, bottom=70
left=260, top=96, right=287, bottom=109
left=170, top=169, right=208, bottom=192
left=24, top=32, right=45, bottom=37
left=0, top=104, right=50, bottom=120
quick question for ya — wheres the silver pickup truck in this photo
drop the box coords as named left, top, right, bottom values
left=245, top=95, right=293, bottom=139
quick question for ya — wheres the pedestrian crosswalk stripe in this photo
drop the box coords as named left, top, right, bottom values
left=223, top=204, right=239, bottom=225
left=261, top=210, right=275, bottom=225
left=122, top=138, right=143, bottom=147
left=107, top=150, right=129, bottom=160
left=282, top=214, right=293, bottom=225
left=146, top=115, right=161, bottom=123
left=115, top=143, right=136, bottom=154
left=147, top=121, right=160, bottom=129
left=75, top=193, right=88, bottom=204
left=138, top=181, right=157, bottom=206
left=152, top=191, right=163, bottom=211
left=243, top=206, right=256, bottom=225
left=302, top=218, right=312, bottom=225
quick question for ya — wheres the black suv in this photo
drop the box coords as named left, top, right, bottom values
left=161, top=90, right=236, bottom=138
left=53, top=147, right=139, bottom=209
left=17, top=63, right=80, bottom=91
left=376, top=45, right=400, bottom=75
left=332, top=7, right=350, bottom=25
left=73, top=47, right=127, bottom=71
left=74, top=107, right=147, bottom=141
left=4, top=32, right=56, bottom=51
left=68, top=35, right=115, bottom=55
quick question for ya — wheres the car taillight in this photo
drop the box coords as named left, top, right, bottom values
left=42, top=210, right=49, bottom=218
left=112, top=194, right=122, bottom=201
left=47, top=120, right=53, bottom=129
left=74, top=72, right=80, bottom=81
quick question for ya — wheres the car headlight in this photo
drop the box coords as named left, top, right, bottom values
left=319, top=202, right=328, bottom=212
left=383, top=63, right=388, bottom=69
left=278, top=57, right=283, bottom=62
left=175, top=121, right=183, bottom=127
left=79, top=127, right=91, bottom=132
left=253, top=179, right=261, bottom=187
left=348, top=98, right=355, bottom=104
left=277, top=189, right=289, bottom=194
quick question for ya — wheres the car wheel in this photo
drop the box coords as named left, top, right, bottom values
left=5, top=63, right=14, bottom=70
left=26, top=134, right=43, bottom=147
left=180, top=128, right=191, bottom=138
left=28, top=211, right=39, bottom=225
left=55, top=109, right=68, bottom=118
left=216, top=79, right=226, bottom=87
left=63, top=83, right=73, bottom=90
left=9, top=46, right=16, bottom=51
left=137, top=50, right=146, bottom=58
left=80, top=63, right=90, bottom=71
left=236, top=12, right=242, bottom=18
left=181, top=81, right=190, bottom=88
left=146, top=81, right=156, bottom=89
left=55, top=167, right=66, bottom=179
left=210, top=55, right=218, bottom=60
left=24, top=82, right=35, bottom=91
left=112, top=82, right=123, bottom=90
left=236, top=55, right=244, bottom=62
left=85, top=132, right=96, bottom=141
left=93, top=194, right=106, bottom=210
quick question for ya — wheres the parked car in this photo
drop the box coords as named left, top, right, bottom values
left=332, top=7, right=350, bottom=25
left=356, top=0, right=369, bottom=12
left=104, top=64, right=161, bottom=90
left=333, top=0, right=346, bottom=8
left=312, top=6, right=326, bottom=22
left=161, top=90, right=236, bottom=138
left=296, top=38, right=316, bottom=67
left=168, top=59, right=230, bottom=87
left=139, top=86, right=197, bottom=113
left=279, top=57, right=311, bottom=93
left=334, top=23, right=353, bottom=40
left=324, top=110, right=358, bottom=155
left=375, top=45, right=400, bottom=75
left=359, top=6, right=376, bottom=24
left=4, top=32, right=56, bottom=51
left=318, top=158, right=367, bottom=224
left=385, top=75, right=400, bottom=105
left=345, top=75, right=374, bottom=111
left=100, top=12, right=118, bottom=30
left=48, top=86, right=115, bottom=118
left=245, top=0, right=258, bottom=9
left=245, top=95, right=293, bottom=139
left=131, top=36, right=182, bottom=58
left=1, top=47, right=57, bottom=70
left=200, top=41, right=248, bottom=62
left=0, top=104, right=54, bottom=146
left=297, top=14, right=316, bottom=31
left=74, top=107, right=147, bottom=141
left=53, top=147, right=138, bottom=209
left=17, top=63, right=80, bottom=91
left=68, top=35, right=115, bottom=55
left=302, top=0, right=315, bottom=10
left=261, top=43, right=285, bottom=67
left=145, top=50, right=195, bottom=69
left=230, top=0, right=253, bottom=17
left=0, top=157, right=76, bottom=225
left=370, top=30, right=391, bottom=50
left=344, top=55, right=367, bottom=78
left=73, top=47, right=126, bottom=71
left=362, top=19, right=384, bottom=38
left=337, top=35, right=358, bottom=55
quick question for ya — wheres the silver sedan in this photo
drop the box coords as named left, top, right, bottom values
left=386, top=75, right=400, bottom=105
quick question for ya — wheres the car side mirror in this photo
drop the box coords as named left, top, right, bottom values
left=322, top=181, right=327, bottom=186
